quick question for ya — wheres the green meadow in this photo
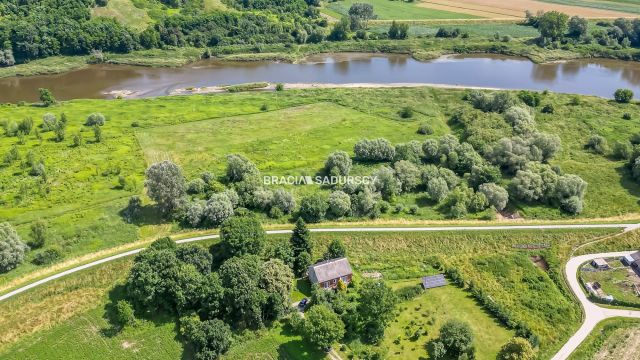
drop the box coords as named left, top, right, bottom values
left=324, top=0, right=481, bottom=20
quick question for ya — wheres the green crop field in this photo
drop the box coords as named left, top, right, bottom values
left=3, top=87, right=640, bottom=288
left=541, top=0, right=640, bottom=14
left=325, top=0, right=481, bottom=20
left=0, top=228, right=615, bottom=359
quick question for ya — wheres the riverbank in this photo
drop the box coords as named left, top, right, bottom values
left=3, top=34, right=640, bottom=80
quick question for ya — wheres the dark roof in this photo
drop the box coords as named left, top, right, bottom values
left=631, top=251, right=640, bottom=261
left=422, top=274, right=447, bottom=289
left=308, top=257, right=352, bottom=284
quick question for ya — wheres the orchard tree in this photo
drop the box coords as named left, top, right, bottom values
left=497, top=337, right=536, bottom=360
left=145, top=160, right=186, bottom=215
left=220, top=215, right=266, bottom=258
left=0, top=222, right=29, bottom=273
left=538, top=11, right=569, bottom=40
left=303, top=304, right=345, bottom=350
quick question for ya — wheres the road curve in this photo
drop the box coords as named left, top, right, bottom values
left=551, top=251, right=640, bottom=360
left=1, top=223, right=636, bottom=302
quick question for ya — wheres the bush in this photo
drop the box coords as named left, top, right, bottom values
left=541, top=104, right=555, bottom=114
left=187, top=178, right=207, bottom=194
left=517, top=90, right=541, bottom=107
left=354, top=138, right=395, bottom=162
left=614, top=88, right=633, bottom=103
left=275, top=83, right=284, bottom=91
left=0, top=222, right=29, bottom=272
left=226, top=154, right=259, bottom=182
left=398, top=106, right=414, bottom=119
left=203, top=194, right=234, bottom=227
left=32, top=247, right=63, bottom=265
left=586, top=135, right=608, bottom=154
left=299, top=193, right=329, bottom=223
left=29, top=219, right=47, bottom=249
left=271, top=188, right=296, bottom=214
left=114, top=300, right=137, bottom=327
left=504, top=106, right=536, bottom=135
left=623, top=112, right=632, bottom=120
left=612, top=141, right=633, bottom=160
left=417, top=123, right=434, bottom=135
left=394, top=160, right=421, bottom=192
left=427, top=177, right=449, bottom=202
left=86, top=113, right=106, bottom=126
left=325, top=151, right=352, bottom=176
left=328, top=190, right=351, bottom=218
left=478, top=183, right=509, bottom=211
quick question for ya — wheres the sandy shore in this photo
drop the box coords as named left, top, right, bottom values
left=168, top=82, right=503, bottom=96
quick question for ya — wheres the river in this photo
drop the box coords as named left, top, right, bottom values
left=2, top=53, right=640, bottom=102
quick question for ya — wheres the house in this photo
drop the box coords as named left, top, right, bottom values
left=591, top=258, right=609, bottom=270
left=621, top=251, right=640, bottom=267
left=308, top=257, right=353, bottom=289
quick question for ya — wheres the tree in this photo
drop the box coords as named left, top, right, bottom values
left=226, top=154, right=259, bottom=182
left=260, top=259, right=294, bottom=320
left=504, top=106, right=536, bottom=136
left=114, top=300, right=137, bottom=327
left=29, top=219, right=47, bottom=249
left=427, top=177, right=449, bottom=202
left=303, top=304, right=345, bottom=350
left=328, top=190, right=351, bottom=218
left=126, top=246, right=181, bottom=312
left=348, top=3, right=376, bottom=30
left=394, top=160, right=421, bottom=191
left=614, top=88, right=634, bottom=103
left=145, top=161, right=186, bottom=215
left=181, top=317, right=232, bottom=360
left=432, top=320, right=475, bottom=359
left=373, top=166, right=401, bottom=200
left=220, top=215, right=266, bottom=258
left=219, top=255, right=266, bottom=329
left=567, top=16, right=588, bottom=38
left=38, top=88, right=56, bottom=106
left=329, top=17, right=350, bottom=41
left=324, top=239, right=347, bottom=260
left=478, top=183, right=509, bottom=211
left=388, top=20, right=409, bottom=39
left=497, top=337, right=536, bottom=360
left=299, top=193, right=328, bottom=223
left=537, top=11, right=569, bottom=40
left=290, top=218, right=313, bottom=276
left=357, top=280, right=397, bottom=344
left=325, top=151, right=352, bottom=176
left=0, top=222, right=29, bottom=273
left=176, top=245, right=212, bottom=275
left=354, top=138, right=395, bottom=162
left=123, top=196, right=143, bottom=223
left=93, top=124, right=103, bottom=143
left=271, top=188, right=296, bottom=214
left=203, top=194, right=234, bottom=227
left=469, top=164, right=502, bottom=189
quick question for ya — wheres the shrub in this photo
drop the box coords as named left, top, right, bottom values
left=417, top=123, right=434, bottom=135
left=623, top=112, right=632, bottom=120
left=226, top=154, right=259, bottom=182
left=39, top=88, right=56, bottom=106
left=42, top=113, right=57, bottom=131
left=32, top=247, right=63, bottom=265
left=585, top=135, right=608, bottom=154
left=29, top=219, right=47, bottom=249
left=427, top=177, right=449, bottom=202
left=612, top=141, right=633, bottom=160
left=373, top=166, right=401, bottom=200
left=275, top=83, right=285, bottom=91
left=299, top=193, right=328, bottom=223
left=328, top=190, right=351, bottom=218
left=614, top=88, right=633, bottom=103
left=204, top=194, right=234, bottom=227
left=271, top=188, right=296, bottom=214
left=467, top=91, right=516, bottom=113
left=354, top=138, right=395, bottom=162
left=394, top=160, right=421, bottom=191
left=86, top=113, right=106, bottom=126
left=504, top=106, right=536, bottom=135
left=123, top=196, right=143, bottom=223
left=398, top=106, right=414, bottom=119
left=115, top=300, right=137, bottom=327
left=517, top=91, right=541, bottom=107
left=394, top=141, right=424, bottom=164
left=185, top=200, right=206, bottom=227
left=187, top=178, right=207, bottom=194
left=541, top=104, right=555, bottom=114
left=0, top=222, right=29, bottom=273
left=478, top=183, right=509, bottom=211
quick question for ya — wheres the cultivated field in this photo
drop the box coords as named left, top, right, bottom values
left=569, top=317, right=640, bottom=359
left=417, top=0, right=638, bottom=19
left=324, top=0, right=480, bottom=20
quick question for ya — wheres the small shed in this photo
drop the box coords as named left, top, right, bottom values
left=308, top=257, right=353, bottom=289
left=591, top=258, right=609, bottom=269
left=622, top=251, right=640, bottom=266
left=421, top=274, right=447, bottom=290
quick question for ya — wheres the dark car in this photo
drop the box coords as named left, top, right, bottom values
left=298, top=298, right=308, bottom=309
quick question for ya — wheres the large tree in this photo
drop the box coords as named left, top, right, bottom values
left=145, top=160, right=186, bottom=215
left=0, top=222, right=29, bottom=273
left=290, top=218, right=312, bottom=276
left=356, top=280, right=397, bottom=344
left=497, top=337, right=536, bottom=360
left=538, top=11, right=569, bottom=40
left=219, top=255, right=266, bottom=329
left=432, top=320, right=475, bottom=359
left=219, top=215, right=266, bottom=258
left=303, top=304, right=345, bottom=350
left=260, top=259, right=294, bottom=320
left=181, top=316, right=232, bottom=360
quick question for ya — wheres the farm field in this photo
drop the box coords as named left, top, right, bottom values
left=0, top=228, right=614, bottom=359
left=541, top=0, right=640, bottom=14
left=417, top=0, right=638, bottom=18
left=3, top=87, right=640, bottom=287
left=324, top=0, right=481, bottom=20
left=569, top=317, right=640, bottom=359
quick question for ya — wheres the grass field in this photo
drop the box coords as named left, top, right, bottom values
left=575, top=229, right=640, bottom=255
left=91, top=0, right=153, bottom=32
left=375, top=281, right=514, bottom=359
left=325, top=0, right=481, bottom=20
left=3, top=87, right=640, bottom=287
left=0, top=228, right=617, bottom=358
left=569, top=317, right=640, bottom=359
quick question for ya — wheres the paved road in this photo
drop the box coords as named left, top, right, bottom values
left=1, top=223, right=637, bottom=302
left=551, top=251, right=640, bottom=360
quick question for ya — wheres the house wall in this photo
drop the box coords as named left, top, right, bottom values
left=320, top=274, right=352, bottom=289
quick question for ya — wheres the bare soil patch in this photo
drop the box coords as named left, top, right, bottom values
left=417, top=0, right=635, bottom=19
left=531, top=255, right=550, bottom=271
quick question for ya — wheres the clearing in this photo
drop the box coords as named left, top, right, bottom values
left=91, top=0, right=153, bottom=32
left=324, top=0, right=481, bottom=20
left=417, top=0, right=637, bottom=19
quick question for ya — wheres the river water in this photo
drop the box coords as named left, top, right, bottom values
left=2, top=53, right=640, bottom=102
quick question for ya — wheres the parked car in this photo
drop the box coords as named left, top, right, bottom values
left=298, top=298, right=308, bottom=309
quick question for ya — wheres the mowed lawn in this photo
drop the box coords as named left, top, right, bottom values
left=380, top=281, right=513, bottom=360
left=324, top=0, right=481, bottom=20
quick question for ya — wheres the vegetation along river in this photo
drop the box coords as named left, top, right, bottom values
left=3, top=53, right=640, bottom=102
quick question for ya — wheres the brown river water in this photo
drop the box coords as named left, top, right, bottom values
left=2, top=53, right=640, bottom=102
